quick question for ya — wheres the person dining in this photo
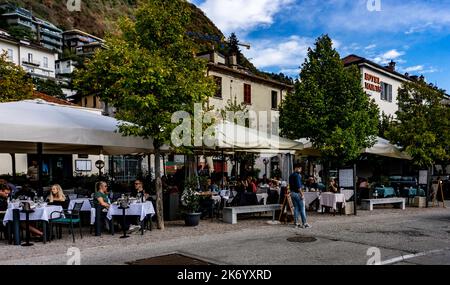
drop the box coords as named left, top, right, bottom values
left=246, top=177, right=257, bottom=193
left=0, top=183, right=10, bottom=211
left=2, top=183, right=44, bottom=240
left=46, top=184, right=67, bottom=207
left=0, top=184, right=10, bottom=237
left=94, top=181, right=110, bottom=210
left=206, top=178, right=219, bottom=193
left=131, top=179, right=150, bottom=202
left=328, top=178, right=339, bottom=193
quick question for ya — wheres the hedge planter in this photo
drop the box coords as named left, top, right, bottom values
left=184, top=213, right=201, bottom=227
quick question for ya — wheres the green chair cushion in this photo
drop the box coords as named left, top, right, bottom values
left=52, top=218, right=81, bottom=224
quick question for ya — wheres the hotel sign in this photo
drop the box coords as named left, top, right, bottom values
left=364, top=73, right=381, bottom=93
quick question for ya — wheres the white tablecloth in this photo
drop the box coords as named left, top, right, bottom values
left=304, top=192, right=320, bottom=206
left=3, top=205, right=63, bottom=225
left=319, top=193, right=346, bottom=211
left=341, top=190, right=354, bottom=201
left=90, top=202, right=155, bottom=225
left=256, top=193, right=268, bottom=205
left=68, top=198, right=92, bottom=212
left=107, top=201, right=155, bottom=221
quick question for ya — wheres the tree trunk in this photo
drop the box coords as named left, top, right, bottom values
left=155, top=148, right=165, bottom=230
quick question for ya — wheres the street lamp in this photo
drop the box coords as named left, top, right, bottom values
left=95, top=160, right=105, bottom=177
left=263, top=158, right=269, bottom=177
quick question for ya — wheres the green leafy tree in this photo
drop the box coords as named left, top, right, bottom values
left=220, top=95, right=249, bottom=125
left=74, top=0, right=215, bottom=230
left=378, top=112, right=394, bottom=138
left=388, top=80, right=449, bottom=167
left=33, top=78, right=66, bottom=100
left=280, top=35, right=379, bottom=167
left=0, top=53, right=33, bottom=102
left=7, top=25, right=36, bottom=41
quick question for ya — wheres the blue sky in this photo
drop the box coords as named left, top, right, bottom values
left=189, top=0, right=450, bottom=92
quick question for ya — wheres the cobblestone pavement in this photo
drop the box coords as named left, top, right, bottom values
left=1, top=202, right=449, bottom=265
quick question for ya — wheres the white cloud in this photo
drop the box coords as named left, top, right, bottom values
left=365, top=44, right=376, bottom=50
left=403, top=65, right=424, bottom=73
left=398, top=65, right=438, bottom=75
left=242, top=36, right=314, bottom=71
left=372, top=49, right=405, bottom=65
left=197, top=0, right=294, bottom=35
left=288, top=1, right=450, bottom=35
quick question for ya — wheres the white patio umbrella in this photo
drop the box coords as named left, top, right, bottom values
left=295, top=137, right=412, bottom=160
left=0, top=99, right=153, bottom=155
left=363, top=137, right=412, bottom=160
left=213, top=121, right=304, bottom=152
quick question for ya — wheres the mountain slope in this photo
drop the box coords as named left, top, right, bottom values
left=1, top=0, right=291, bottom=83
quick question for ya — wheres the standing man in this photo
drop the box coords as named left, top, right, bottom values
left=289, top=164, right=311, bottom=229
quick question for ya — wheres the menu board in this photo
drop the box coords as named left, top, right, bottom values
left=339, top=169, right=354, bottom=188
left=419, top=170, right=428, bottom=185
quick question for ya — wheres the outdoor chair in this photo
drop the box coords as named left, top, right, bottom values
left=49, top=202, right=84, bottom=243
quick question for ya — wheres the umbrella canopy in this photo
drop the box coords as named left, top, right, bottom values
left=363, top=137, right=412, bottom=160
left=213, top=121, right=304, bottom=152
left=0, top=100, right=153, bottom=155
left=295, top=137, right=412, bottom=160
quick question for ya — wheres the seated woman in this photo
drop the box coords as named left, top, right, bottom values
left=328, top=178, right=339, bottom=193
left=46, top=184, right=68, bottom=208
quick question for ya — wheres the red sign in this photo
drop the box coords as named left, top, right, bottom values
left=364, top=73, right=381, bottom=93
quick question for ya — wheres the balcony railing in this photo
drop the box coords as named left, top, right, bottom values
left=22, top=58, right=40, bottom=66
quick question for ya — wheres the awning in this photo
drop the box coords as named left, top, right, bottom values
left=295, top=137, right=412, bottom=160
left=0, top=100, right=153, bottom=155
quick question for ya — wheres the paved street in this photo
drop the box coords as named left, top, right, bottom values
left=1, top=202, right=450, bottom=265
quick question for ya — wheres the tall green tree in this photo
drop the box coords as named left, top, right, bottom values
left=0, top=53, right=33, bottom=102
left=378, top=112, right=394, bottom=138
left=280, top=35, right=379, bottom=167
left=74, top=0, right=215, bottom=230
left=388, top=80, right=449, bottom=167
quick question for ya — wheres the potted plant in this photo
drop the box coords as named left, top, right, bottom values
left=181, top=187, right=201, bottom=226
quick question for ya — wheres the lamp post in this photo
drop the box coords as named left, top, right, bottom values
left=263, top=158, right=269, bottom=177
left=95, top=160, right=105, bottom=177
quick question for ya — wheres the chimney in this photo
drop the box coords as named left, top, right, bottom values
left=386, top=60, right=396, bottom=71
left=228, top=53, right=238, bottom=69
left=209, top=45, right=219, bottom=64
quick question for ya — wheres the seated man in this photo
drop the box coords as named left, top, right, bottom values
left=206, top=178, right=219, bottom=193
left=328, top=178, right=339, bottom=193
left=93, top=181, right=111, bottom=232
left=0, top=184, right=10, bottom=237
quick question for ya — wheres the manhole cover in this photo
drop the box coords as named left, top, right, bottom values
left=127, top=254, right=214, bottom=265
left=287, top=236, right=317, bottom=243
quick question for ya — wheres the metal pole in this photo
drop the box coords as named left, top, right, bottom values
left=37, top=143, right=43, bottom=197
left=12, top=209, right=20, bottom=245
left=95, top=205, right=102, bottom=236
left=10, top=153, right=16, bottom=182
left=221, top=151, right=225, bottom=188
left=353, top=163, right=357, bottom=216
left=426, top=166, right=432, bottom=208
left=162, top=154, right=166, bottom=177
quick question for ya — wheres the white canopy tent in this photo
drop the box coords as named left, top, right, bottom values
left=212, top=121, right=304, bottom=152
left=363, top=137, right=412, bottom=160
left=295, top=137, right=411, bottom=160
left=0, top=100, right=153, bottom=155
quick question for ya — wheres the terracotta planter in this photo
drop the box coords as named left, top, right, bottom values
left=184, top=213, right=201, bottom=227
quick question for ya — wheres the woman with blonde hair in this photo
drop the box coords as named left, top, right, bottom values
left=47, top=184, right=66, bottom=203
